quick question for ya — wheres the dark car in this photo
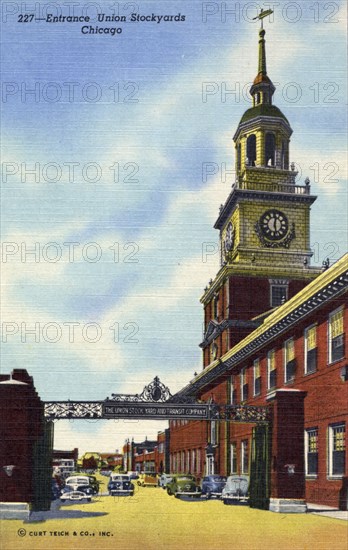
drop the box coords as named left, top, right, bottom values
left=108, top=474, right=134, bottom=496
left=201, top=475, right=227, bottom=499
left=221, top=475, right=249, bottom=505
left=166, top=474, right=201, bottom=498
left=51, top=479, right=61, bottom=500
left=60, top=475, right=96, bottom=502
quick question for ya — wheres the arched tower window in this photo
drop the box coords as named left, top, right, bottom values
left=265, top=133, right=276, bottom=167
left=237, top=143, right=241, bottom=172
left=281, top=140, right=289, bottom=170
left=246, top=134, right=256, bottom=167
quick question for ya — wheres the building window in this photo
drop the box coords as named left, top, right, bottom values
left=304, top=325, right=317, bottom=374
left=284, top=338, right=296, bottom=382
left=329, top=424, right=346, bottom=477
left=241, top=440, right=249, bottom=474
left=267, top=350, right=276, bottom=390
left=181, top=451, right=185, bottom=473
left=253, top=359, right=261, bottom=396
left=265, top=133, right=276, bottom=166
left=211, top=342, right=218, bottom=361
left=246, top=134, right=256, bottom=166
left=230, top=443, right=237, bottom=474
left=211, top=421, right=217, bottom=445
left=329, top=308, right=344, bottom=363
left=240, top=367, right=248, bottom=402
left=270, top=284, right=288, bottom=307
left=237, top=143, right=241, bottom=172
left=191, top=450, right=196, bottom=474
left=213, top=294, right=219, bottom=320
left=196, top=449, right=201, bottom=474
left=305, top=428, right=318, bottom=476
left=230, top=375, right=237, bottom=404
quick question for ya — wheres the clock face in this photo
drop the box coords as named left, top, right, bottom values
left=260, top=210, right=289, bottom=241
left=224, top=222, right=235, bottom=253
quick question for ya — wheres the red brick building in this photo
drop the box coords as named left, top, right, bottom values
left=124, top=431, right=170, bottom=473
left=171, top=256, right=347, bottom=510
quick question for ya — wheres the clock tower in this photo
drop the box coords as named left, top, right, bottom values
left=200, top=24, right=322, bottom=368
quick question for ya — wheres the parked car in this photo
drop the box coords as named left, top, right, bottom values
left=108, top=474, right=134, bottom=496
left=166, top=474, right=202, bottom=498
left=137, top=472, right=158, bottom=487
left=60, top=475, right=96, bottom=502
left=201, top=475, right=227, bottom=499
left=158, top=473, right=173, bottom=489
left=128, top=471, right=139, bottom=480
left=221, top=475, right=249, bottom=505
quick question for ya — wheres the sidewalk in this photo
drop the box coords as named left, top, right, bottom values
left=307, top=503, right=348, bottom=521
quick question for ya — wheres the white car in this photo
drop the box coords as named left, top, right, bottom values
left=221, top=475, right=249, bottom=505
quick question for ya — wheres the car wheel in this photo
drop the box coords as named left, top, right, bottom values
left=174, top=494, right=180, bottom=499
left=206, top=493, right=212, bottom=500
left=137, top=481, right=141, bottom=486
left=87, top=498, right=91, bottom=502
left=223, top=499, right=228, bottom=505
left=167, top=488, right=172, bottom=496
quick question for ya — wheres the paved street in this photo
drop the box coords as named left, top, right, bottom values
left=1, top=483, right=347, bottom=550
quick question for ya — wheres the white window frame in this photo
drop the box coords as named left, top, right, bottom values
left=230, top=375, right=235, bottom=404
left=328, top=306, right=345, bottom=365
left=304, top=428, right=318, bottom=477
left=241, top=440, right=249, bottom=474
left=328, top=423, right=346, bottom=478
left=304, top=324, right=317, bottom=374
left=230, top=442, right=237, bottom=474
left=240, top=367, right=248, bottom=402
left=211, top=420, right=217, bottom=445
left=253, top=358, right=261, bottom=396
left=196, top=449, right=201, bottom=474
left=284, top=337, right=296, bottom=383
left=267, top=349, right=276, bottom=390
left=207, top=455, right=214, bottom=476
left=191, top=450, right=196, bottom=474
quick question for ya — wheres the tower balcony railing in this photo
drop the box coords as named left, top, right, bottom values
left=235, top=179, right=311, bottom=195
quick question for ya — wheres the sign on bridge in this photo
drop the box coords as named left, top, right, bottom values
left=102, top=402, right=209, bottom=420
left=43, top=377, right=270, bottom=422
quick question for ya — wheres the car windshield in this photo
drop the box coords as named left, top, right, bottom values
left=211, top=476, right=227, bottom=482
left=177, top=476, right=193, bottom=481
left=111, top=475, right=129, bottom=481
left=66, top=477, right=89, bottom=485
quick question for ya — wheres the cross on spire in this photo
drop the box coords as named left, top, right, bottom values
left=252, top=8, right=274, bottom=29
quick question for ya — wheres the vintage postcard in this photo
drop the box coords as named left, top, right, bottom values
left=1, top=0, right=347, bottom=549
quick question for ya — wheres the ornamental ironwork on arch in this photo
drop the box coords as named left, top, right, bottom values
left=109, top=376, right=172, bottom=403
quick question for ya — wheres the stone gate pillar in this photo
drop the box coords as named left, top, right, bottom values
left=268, top=389, right=307, bottom=513
left=0, top=369, right=49, bottom=519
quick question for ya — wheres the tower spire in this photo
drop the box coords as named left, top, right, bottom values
left=250, top=9, right=275, bottom=107
left=258, top=28, right=267, bottom=76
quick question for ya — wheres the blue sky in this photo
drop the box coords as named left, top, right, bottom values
left=1, top=0, right=347, bottom=453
